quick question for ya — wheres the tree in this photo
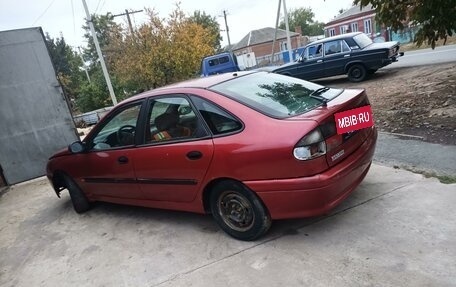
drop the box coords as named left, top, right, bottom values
left=45, top=33, right=85, bottom=109
left=82, top=13, right=122, bottom=64
left=189, top=10, right=222, bottom=51
left=279, top=7, right=325, bottom=36
left=77, top=13, right=124, bottom=112
left=108, top=5, right=215, bottom=93
left=354, top=0, right=456, bottom=48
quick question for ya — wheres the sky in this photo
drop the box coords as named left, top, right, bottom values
left=0, top=0, right=354, bottom=49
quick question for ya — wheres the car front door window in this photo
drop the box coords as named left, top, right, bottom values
left=307, top=44, right=323, bottom=59
left=91, top=104, right=142, bottom=150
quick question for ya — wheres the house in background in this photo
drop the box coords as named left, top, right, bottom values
left=324, top=4, right=389, bottom=41
left=231, top=27, right=308, bottom=67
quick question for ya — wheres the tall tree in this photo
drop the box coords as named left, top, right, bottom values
left=354, top=0, right=456, bottom=48
left=82, top=13, right=122, bottom=64
left=189, top=10, right=222, bottom=52
left=45, top=33, right=85, bottom=109
left=78, top=13, right=124, bottom=112
left=279, top=7, right=325, bottom=36
left=108, top=5, right=215, bottom=93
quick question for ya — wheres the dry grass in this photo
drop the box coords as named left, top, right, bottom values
left=400, top=36, right=456, bottom=52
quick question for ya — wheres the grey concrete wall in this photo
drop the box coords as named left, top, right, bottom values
left=0, top=27, right=78, bottom=184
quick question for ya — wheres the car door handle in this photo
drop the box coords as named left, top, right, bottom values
left=118, top=156, right=129, bottom=164
left=186, top=151, right=202, bottom=160
left=344, top=54, right=350, bottom=58
left=317, top=59, right=323, bottom=63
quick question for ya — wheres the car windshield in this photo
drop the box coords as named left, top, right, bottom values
left=210, top=72, right=341, bottom=118
left=353, top=33, right=373, bottom=49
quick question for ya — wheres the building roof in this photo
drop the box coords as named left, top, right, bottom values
left=326, top=4, right=374, bottom=25
left=232, top=27, right=300, bottom=51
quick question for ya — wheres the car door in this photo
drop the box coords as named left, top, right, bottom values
left=131, top=95, right=214, bottom=203
left=76, top=101, right=145, bottom=199
left=323, top=40, right=352, bottom=77
left=294, top=44, right=325, bottom=80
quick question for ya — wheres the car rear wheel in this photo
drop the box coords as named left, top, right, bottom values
left=347, top=64, right=367, bottom=82
left=210, top=180, right=271, bottom=241
left=64, top=175, right=91, bottom=214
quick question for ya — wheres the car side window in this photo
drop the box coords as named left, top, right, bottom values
left=91, top=103, right=142, bottom=150
left=324, top=40, right=343, bottom=55
left=190, top=96, right=242, bottom=135
left=145, top=96, right=207, bottom=143
left=306, top=44, right=323, bottom=59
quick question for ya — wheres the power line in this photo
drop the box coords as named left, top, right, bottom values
left=95, top=0, right=103, bottom=13
left=32, top=0, right=57, bottom=25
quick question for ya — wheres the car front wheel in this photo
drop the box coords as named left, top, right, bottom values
left=210, top=180, right=271, bottom=241
left=347, top=64, right=367, bottom=82
left=64, top=175, right=91, bottom=214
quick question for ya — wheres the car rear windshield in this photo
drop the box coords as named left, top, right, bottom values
left=353, top=33, right=373, bottom=49
left=210, top=72, right=341, bottom=118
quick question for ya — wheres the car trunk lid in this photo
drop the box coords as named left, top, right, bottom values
left=291, top=88, right=373, bottom=167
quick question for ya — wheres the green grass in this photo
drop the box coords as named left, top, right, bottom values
left=425, top=174, right=456, bottom=184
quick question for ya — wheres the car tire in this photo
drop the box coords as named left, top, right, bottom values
left=210, top=180, right=271, bottom=241
left=64, top=175, right=91, bottom=214
left=347, top=64, right=367, bottom=82
left=367, top=69, right=378, bottom=75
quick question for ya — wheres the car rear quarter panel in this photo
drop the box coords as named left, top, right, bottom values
left=192, top=89, right=330, bottom=182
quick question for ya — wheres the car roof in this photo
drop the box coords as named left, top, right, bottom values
left=121, top=71, right=257, bottom=104
left=308, top=32, right=363, bottom=46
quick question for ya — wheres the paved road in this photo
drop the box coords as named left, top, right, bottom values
left=387, top=44, right=456, bottom=68
left=1, top=166, right=455, bottom=286
left=375, top=132, right=456, bottom=176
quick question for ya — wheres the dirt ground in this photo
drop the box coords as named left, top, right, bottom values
left=317, top=63, right=456, bottom=145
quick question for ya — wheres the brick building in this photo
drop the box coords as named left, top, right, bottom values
left=324, top=4, right=389, bottom=40
left=231, top=27, right=305, bottom=66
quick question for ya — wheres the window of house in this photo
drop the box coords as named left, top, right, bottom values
left=329, top=28, right=336, bottom=37
left=280, top=41, right=288, bottom=51
left=351, top=22, right=359, bottom=32
left=364, top=19, right=372, bottom=34
left=340, top=26, right=348, bottom=34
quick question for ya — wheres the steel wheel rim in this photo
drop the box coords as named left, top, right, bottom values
left=217, top=190, right=255, bottom=232
left=351, top=67, right=362, bottom=79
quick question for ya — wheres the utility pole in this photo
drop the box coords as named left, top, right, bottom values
left=112, top=9, right=143, bottom=35
left=77, top=46, right=91, bottom=83
left=81, top=0, right=117, bottom=105
left=222, top=10, right=231, bottom=48
left=271, top=0, right=282, bottom=63
left=282, top=0, right=293, bottom=62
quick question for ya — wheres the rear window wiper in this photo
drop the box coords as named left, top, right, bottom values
left=309, top=87, right=330, bottom=106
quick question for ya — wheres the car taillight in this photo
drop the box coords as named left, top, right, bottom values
left=293, top=129, right=327, bottom=160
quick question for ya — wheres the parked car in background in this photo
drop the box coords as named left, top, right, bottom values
left=73, top=106, right=113, bottom=127
left=273, top=32, right=404, bottom=82
left=201, top=52, right=240, bottom=77
left=47, top=71, right=377, bottom=241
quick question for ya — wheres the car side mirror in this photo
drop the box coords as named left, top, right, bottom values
left=298, top=56, right=305, bottom=62
left=69, top=141, right=85, bottom=154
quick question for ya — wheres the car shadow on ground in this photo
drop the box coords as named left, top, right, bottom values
left=314, top=69, right=400, bottom=87
left=54, top=192, right=359, bottom=242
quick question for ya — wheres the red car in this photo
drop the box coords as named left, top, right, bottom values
left=47, top=71, right=377, bottom=241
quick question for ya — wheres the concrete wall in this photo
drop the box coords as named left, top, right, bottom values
left=0, top=27, right=78, bottom=185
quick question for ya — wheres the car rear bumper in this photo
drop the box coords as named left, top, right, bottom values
left=244, top=127, right=377, bottom=220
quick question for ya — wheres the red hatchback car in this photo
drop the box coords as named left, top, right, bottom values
left=47, top=71, right=377, bottom=240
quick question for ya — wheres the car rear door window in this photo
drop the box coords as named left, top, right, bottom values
left=190, top=96, right=242, bottom=135
left=144, top=96, right=208, bottom=143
